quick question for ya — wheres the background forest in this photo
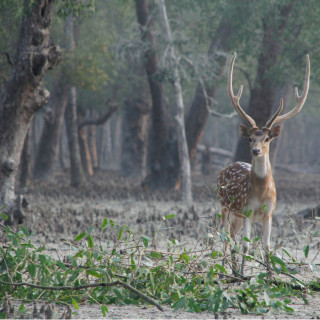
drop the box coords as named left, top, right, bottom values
left=1, top=1, right=320, bottom=318
left=1, top=0, right=320, bottom=210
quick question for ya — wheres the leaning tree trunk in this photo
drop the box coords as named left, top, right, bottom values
left=158, top=0, right=192, bottom=203
left=234, top=3, right=293, bottom=162
left=135, top=0, right=178, bottom=189
left=0, top=0, right=61, bottom=224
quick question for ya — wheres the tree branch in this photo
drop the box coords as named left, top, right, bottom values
left=0, top=279, right=163, bottom=311
left=78, top=103, right=118, bottom=130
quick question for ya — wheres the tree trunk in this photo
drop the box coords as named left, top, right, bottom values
left=186, top=19, right=232, bottom=162
left=79, top=124, right=94, bottom=176
left=0, top=0, right=61, bottom=224
left=234, top=3, right=293, bottom=162
left=121, top=96, right=150, bottom=177
left=270, top=84, right=293, bottom=166
left=65, top=86, right=84, bottom=186
left=33, top=80, right=69, bottom=180
left=33, top=14, right=76, bottom=181
left=19, top=127, right=32, bottom=189
left=135, top=0, right=178, bottom=189
left=88, top=125, right=98, bottom=169
left=158, top=0, right=192, bottom=203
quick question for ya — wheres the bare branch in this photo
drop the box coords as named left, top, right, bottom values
left=78, top=102, right=118, bottom=130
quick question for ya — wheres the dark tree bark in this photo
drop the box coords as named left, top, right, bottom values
left=186, top=20, right=232, bottom=162
left=121, top=95, right=150, bottom=177
left=0, top=0, right=61, bottom=224
left=19, top=127, right=32, bottom=189
left=33, top=80, right=69, bottom=180
left=65, top=86, right=84, bottom=186
left=234, top=3, right=293, bottom=162
left=135, top=0, right=178, bottom=189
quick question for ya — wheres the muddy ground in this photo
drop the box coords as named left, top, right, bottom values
left=6, top=165, right=320, bottom=318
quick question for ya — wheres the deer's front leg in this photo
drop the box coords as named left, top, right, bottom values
left=241, top=217, right=252, bottom=275
left=262, top=214, right=273, bottom=271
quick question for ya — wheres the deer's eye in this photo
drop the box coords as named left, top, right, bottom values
left=265, top=137, right=270, bottom=142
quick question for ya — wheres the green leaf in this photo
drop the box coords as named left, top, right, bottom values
left=72, top=298, right=80, bottom=310
left=304, top=244, right=309, bottom=258
left=75, top=232, right=86, bottom=241
left=180, top=253, right=189, bottom=264
left=283, top=305, right=294, bottom=313
left=18, top=303, right=25, bottom=312
left=87, top=269, right=103, bottom=278
left=118, top=227, right=123, bottom=240
left=211, top=251, right=219, bottom=259
left=57, top=260, right=67, bottom=270
left=19, top=226, right=30, bottom=237
left=28, top=262, right=36, bottom=278
left=141, top=235, right=151, bottom=248
left=243, top=237, right=251, bottom=242
left=281, top=248, right=291, bottom=257
left=101, top=304, right=108, bottom=317
left=113, top=288, right=123, bottom=300
left=270, top=255, right=287, bottom=273
left=87, top=234, right=94, bottom=248
left=1, top=212, right=8, bottom=221
left=39, top=254, right=46, bottom=265
left=246, top=209, right=252, bottom=218
left=101, top=218, right=108, bottom=230
left=215, top=263, right=227, bottom=274
left=173, top=297, right=186, bottom=311
left=165, top=214, right=176, bottom=220
left=150, top=251, right=162, bottom=259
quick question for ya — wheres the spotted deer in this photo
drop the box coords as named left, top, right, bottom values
left=217, top=53, right=310, bottom=275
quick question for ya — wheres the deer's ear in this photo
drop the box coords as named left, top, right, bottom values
left=269, top=125, right=281, bottom=139
left=239, top=124, right=251, bottom=138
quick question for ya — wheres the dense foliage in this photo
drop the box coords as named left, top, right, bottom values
left=1, top=212, right=319, bottom=318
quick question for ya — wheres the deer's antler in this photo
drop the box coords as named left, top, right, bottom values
left=264, top=54, right=310, bottom=128
left=228, top=52, right=257, bottom=129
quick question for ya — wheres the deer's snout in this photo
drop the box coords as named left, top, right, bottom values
left=251, top=147, right=261, bottom=156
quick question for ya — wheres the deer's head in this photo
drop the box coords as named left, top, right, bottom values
left=228, top=53, right=310, bottom=158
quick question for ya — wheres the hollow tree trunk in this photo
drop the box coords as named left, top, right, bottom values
left=0, top=0, right=61, bottom=224
left=33, top=80, right=69, bottom=180
left=234, top=3, right=293, bottom=162
left=135, top=0, right=178, bottom=189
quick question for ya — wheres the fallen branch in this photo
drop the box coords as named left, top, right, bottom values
left=197, top=144, right=233, bottom=158
left=0, top=279, right=163, bottom=312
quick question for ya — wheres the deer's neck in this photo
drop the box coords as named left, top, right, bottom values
left=251, top=155, right=272, bottom=180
